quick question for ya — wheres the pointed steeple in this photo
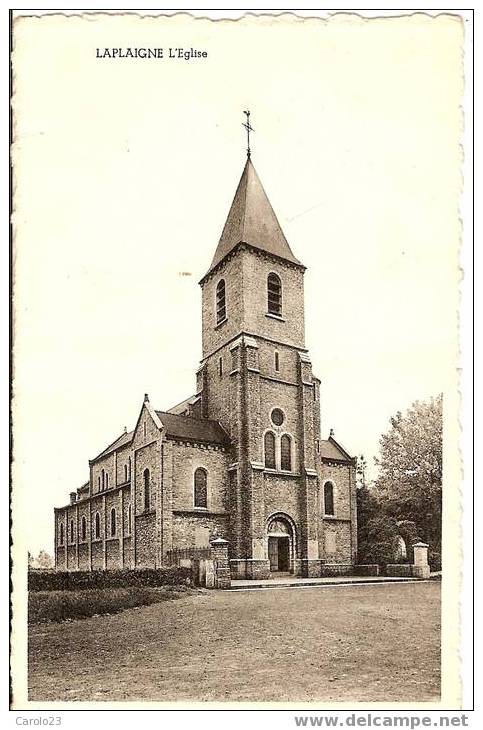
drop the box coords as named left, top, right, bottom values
left=204, top=158, right=303, bottom=279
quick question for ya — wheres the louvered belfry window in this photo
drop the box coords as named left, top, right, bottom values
left=216, top=279, right=226, bottom=324
left=267, top=273, right=282, bottom=316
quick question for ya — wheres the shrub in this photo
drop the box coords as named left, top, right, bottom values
left=28, top=566, right=192, bottom=592
left=28, top=585, right=196, bottom=623
left=428, top=547, right=442, bottom=572
left=357, top=514, right=399, bottom=568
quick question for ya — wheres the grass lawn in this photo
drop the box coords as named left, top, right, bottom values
left=29, top=585, right=198, bottom=623
left=28, top=581, right=440, bottom=703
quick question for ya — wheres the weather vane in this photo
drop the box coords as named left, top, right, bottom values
left=242, top=110, right=254, bottom=158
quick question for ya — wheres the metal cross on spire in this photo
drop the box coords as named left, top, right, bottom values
left=242, top=110, right=254, bottom=158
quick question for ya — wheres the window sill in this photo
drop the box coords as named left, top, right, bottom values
left=265, top=312, right=285, bottom=322
left=264, top=468, right=300, bottom=477
left=173, top=509, right=228, bottom=516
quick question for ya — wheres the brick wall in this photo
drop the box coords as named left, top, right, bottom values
left=170, top=441, right=229, bottom=513
left=135, top=441, right=160, bottom=515
left=172, top=514, right=230, bottom=549
left=201, top=254, right=244, bottom=357
left=135, top=512, right=156, bottom=567
left=91, top=451, right=115, bottom=495
left=320, top=463, right=353, bottom=521
left=241, top=250, right=305, bottom=349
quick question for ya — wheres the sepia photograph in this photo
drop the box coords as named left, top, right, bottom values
left=10, top=9, right=469, bottom=712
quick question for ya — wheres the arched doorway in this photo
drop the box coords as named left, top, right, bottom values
left=266, top=514, right=295, bottom=574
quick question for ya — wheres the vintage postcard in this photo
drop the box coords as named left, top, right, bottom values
left=10, top=9, right=470, bottom=713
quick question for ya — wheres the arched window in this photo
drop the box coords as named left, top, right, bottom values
left=128, top=457, right=131, bottom=479
left=59, top=522, right=64, bottom=545
left=280, top=434, right=292, bottom=471
left=144, top=469, right=150, bottom=511
left=324, top=482, right=335, bottom=516
left=98, top=476, right=101, bottom=491
left=95, top=512, right=101, bottom=539
left=105, top=472, right=109, bottom=489
left=264, top=432, right=276, bottom=469
left=194, top=468, right=208, bottom=508
left=110, top=508, right=116, bottom=536
left=81, top=516, right=87, bottom=541
left=267, top=273, right=282, bottom=316
left=128, top=504, right=132, bottom=534
left=101, top=469, right=104, bottom=491
left=216, top=279, right=226, bottom=324
left=70, top=519, right=74, bottom=543
left=124, top=464, right=128, bottom=482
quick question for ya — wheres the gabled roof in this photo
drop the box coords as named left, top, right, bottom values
left=155, top=411, right=230, bottom=446
left=91, top=429, right=133, bottom=463
left=320, top=435, right=354, bottom=463
left=204, top=157, right=303, bottom=278
left=167, top=394, right=200, bottom=415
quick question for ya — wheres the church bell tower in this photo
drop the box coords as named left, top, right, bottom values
left=197, top=131, right=322, bottom=579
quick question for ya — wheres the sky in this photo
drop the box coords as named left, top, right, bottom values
left=12, top=12, right=463, bottom=556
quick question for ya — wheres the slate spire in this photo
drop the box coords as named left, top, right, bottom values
left=204, top=157, right=303, bottom=278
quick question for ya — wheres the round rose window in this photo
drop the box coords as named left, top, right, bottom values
left=271, top=408, right=284, bottom=426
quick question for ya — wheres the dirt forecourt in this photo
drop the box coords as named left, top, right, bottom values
left=28, top=581, right=440, bottom=703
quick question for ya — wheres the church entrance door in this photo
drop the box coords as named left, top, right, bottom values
left=267, top=516, right=294, bottom=573
left=268, top=536, right=290, bottom=572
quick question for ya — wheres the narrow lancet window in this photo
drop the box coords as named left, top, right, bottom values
left=264, top=432, right=276, bottom=469
left=324, top=482, right=335, bottom=516
left=194, top=468, right=208, bottom=508
left=281, top=434, right=292, bottom=471
left=144, top=469, right=150, bottom=511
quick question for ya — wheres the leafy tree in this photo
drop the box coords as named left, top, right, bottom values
left=356, top=485, right=398, bottom=565
left=374, top=394, right=442, bottom=567
left=28, top=551, right=34, bottom=568
left=356, top=454, right=368, bottom=489
left=36, top=550, right=54, bottom=569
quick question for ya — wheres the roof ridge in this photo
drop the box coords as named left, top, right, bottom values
left=156, top=409, right=220, bottom=424
left=90, top=429, right=134, bottom=463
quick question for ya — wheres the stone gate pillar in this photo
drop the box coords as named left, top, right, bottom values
left=412, top=542, right=430, bottom=579
left=210, top=537, right=231, bottom=589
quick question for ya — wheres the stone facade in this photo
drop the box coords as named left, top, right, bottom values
left=54, top=156, right=357, bottom=577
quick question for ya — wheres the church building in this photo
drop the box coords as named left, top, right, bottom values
left=54, top=150, right=358, bottom=579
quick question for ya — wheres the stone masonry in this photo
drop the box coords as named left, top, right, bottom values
left=54, top=155, right=357, bottom=578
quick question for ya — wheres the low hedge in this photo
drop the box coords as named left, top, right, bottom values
left=29, top=585, right=196, bottom=623
left=28, top=566, right=192, bottom=592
